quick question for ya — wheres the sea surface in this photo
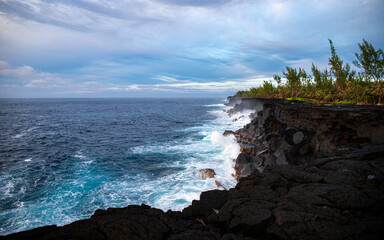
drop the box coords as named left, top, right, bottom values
left=0, top=98, right=252, bottom=235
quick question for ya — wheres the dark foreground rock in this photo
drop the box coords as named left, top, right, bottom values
left=212, top=158, right=384, bottom=239
left=3, top=98, right=384, bottom=240
left=4, top=157, right=384, bottom=240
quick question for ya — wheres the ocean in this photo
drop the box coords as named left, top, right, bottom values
left=0, top=98, right=252, bottom=235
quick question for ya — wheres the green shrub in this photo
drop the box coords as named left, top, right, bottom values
left=235, top=39, right=383, bottom=105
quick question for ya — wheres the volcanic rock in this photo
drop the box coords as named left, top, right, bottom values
left=197, top=169, right=216, bottom=179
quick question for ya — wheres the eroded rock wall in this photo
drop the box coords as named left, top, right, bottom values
left=230, top=98, right=384, bottom=178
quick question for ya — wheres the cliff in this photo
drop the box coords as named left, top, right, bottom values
left=230, top=98, right=384, bottom=178
left=3, top=98, right=384, bottom=240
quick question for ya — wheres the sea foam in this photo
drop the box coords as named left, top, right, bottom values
left=0, top=99, right=256, bottom=235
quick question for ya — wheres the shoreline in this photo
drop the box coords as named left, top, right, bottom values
left=3, top=97, right=384, bottom=240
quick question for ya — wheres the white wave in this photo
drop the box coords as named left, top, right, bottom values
left=3, top=181, right=15, bottom=197
left=12, top=127, right=38, bottom=139
left=210, top=131, right=239, bottom=174
left=74, top=150, right=86, bottom=160
left=204, top=104, right=225, bottom=107
left=0, top=101, right=259, bottom=235
left=91, top=103, right=256, bottom=212
left=74, top=150, right=93, bottom=164
left=124, top=103, right=254, bottom=211
left=13, top=133, right=27, bottom=139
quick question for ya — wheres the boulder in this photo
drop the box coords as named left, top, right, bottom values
left=197, top=169, right=216, bottom=179
left=234, top=153, right=253, bottom=178
left=274, top=149, right=288, bottom=165
left=182, top=190, right=228, bottom=218
left=292, top=131, right=305, bottom=145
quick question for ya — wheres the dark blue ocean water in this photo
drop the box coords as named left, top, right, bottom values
left=0, top=98, right=250, bottom=235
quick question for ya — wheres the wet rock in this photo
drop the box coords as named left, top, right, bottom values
left=235, top=153, right=252, bottom=169
left=292, top=131, right=304, bottom=145
left=248, top=112, right=258, bottom=120
left=273, top=149, right=288, bottom=165
left=251, top=155, right=264, bottom=166
left=239, top=142, right=258, bottom=156
left=225, top=96, right=241, bottom=107
left=215, top=180, right=223, bottom=188
left=223, top=130, right=235, bottom=136
left=234, top=153, right=253, bottom=178
left=238, top=164, right=255, bottom=178
left=226, top=98, right=263, bottom=116
left=197, top=169, right=216, bottom=179
left=262, top=154, right=276, bottom=167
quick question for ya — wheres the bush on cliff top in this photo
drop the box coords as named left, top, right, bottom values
left=236, top=39, right=384, bottom=105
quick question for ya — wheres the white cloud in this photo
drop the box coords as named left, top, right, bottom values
left=0, top=0, right=383, bottom=97
left=155, top=76, right=191, bottom=83
left=0, top=60, right=72, bottom=88
left=108, top=75, right=271, bottom=93
left=0, top=60, right=37, bottom=78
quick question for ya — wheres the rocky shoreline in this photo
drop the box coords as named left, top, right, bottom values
left=3, top=98, right=384, bottom=240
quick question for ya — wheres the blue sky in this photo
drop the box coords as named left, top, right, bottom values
left=0, top=0, right=383, bottom=98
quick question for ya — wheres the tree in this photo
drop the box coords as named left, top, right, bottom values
left=328, top=39, right=355, bottom=100
left=353, top=39, right=384, bottom=83
left=282, top=67, right=308, bottom=98
left=311, top=63, right=322, bottom=88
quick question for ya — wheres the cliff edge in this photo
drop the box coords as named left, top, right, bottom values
left=3, top=98, right=384, bottom=240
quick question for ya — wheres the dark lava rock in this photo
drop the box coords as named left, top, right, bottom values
left=183, top=190, right=229, bottom=218
left=223, top=130, right=236, bottom=136
left=292, top=131, right=304, bottom=145
left=227, top=98, right=263, bottom=116
left=197, top=168, right=216, bottom=179
left=225, top=96, right=241, bottom=107
left=234, top=153, right=255, bottom=178
left=231, top=98, right=384, bottom=176
left=209, top=158, right=384, bottom=239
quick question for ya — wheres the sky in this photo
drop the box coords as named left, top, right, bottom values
left=0, top=0, right=383, bottom=98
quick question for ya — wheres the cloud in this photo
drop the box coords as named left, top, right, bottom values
left=155, top=0, right=234, bottom=7
left=0, top=0, right=160, bottom=31
left=0, top=60, right=71, bottom=88
left=155, top=76, right=191, bottom=83
left=0, top=60, right=37, bottom=78
left=1, top=60, right=270, bottom=96
left=0, top=0, right=383, bottom=97
left=108, top=75, right=271, bottom=93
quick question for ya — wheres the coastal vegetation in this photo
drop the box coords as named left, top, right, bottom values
left=236, top=39, right=384, bottom=105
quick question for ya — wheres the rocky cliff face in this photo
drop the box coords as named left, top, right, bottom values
left=230, top=98, right=384, bottom=179
left=3, top=98, right=384, bottom=240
